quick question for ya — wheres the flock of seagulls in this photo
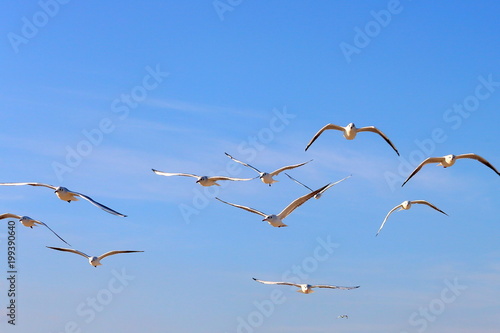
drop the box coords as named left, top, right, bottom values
left=148, top=121, right=498, bottom=304
left=2, top=120, right=497, bottom=321
left=0, top=182, right=141, bottom=266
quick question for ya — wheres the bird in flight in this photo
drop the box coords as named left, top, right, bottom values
left=376, top=200, right=448, bottom=236
left=304, top=122, right=399, bottom=155
left=46, top=247, right=144, bottom=267
left=152, top=169, right=254, bottom=187
left=0, top=183, right=126, bottom=217
left=285, top=173, right=351, bottom=199
left=225, top=152, right=311, bottom=186
left=215, top=183, right=330, bottom=227
left=253, top=278, right=360, bottom=294
left=401, top=153, right=499, bottom=187
left=1, top=213, right=71, bottom=246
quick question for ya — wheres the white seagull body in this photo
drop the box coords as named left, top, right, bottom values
left=225, top=152, right=311, bottom=186
left=46, top=247, right=143, bottom=267
left=253, top=278, right=360, bottom=294
left=402, top=153, right=500, bottom=187
left=152, top=169, right=253, bottom=187
left=0, top=182, right=126, bottom=217
left=305, top=122, right=399, bottom=155
left=376, top=200, right=448, bottom=236
left=0, top=213, right=70, bottom=245
left=216, top=183, right=330, bottom=227
left=285, top=173, right=352, bottom=199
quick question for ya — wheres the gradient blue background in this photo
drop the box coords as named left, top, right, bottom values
left=0, top=1, right=499, bottom=332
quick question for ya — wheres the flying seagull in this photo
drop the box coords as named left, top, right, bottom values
left=253, top=278, right=360, bottom=294
left=152, top=169, right=254, bottom=187
left=0, top=183, right=126, bottom=217
left=46, top=247, right=144, bottom=267
left=376, top=200, right=448, bottom=236
left=215, top=183, right=330, bottom=227
left=225, top=152, right=311, bottom=186
left=304, top=123, right=399, bottom=155
left=0, top=213, right=71, bottom=246
left=285, top=173, right=352, bottom=199
left=401, top=153, right=500, bottom=187
left=337, top=315, right=349, bottom=319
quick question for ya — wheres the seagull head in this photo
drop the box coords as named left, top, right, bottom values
left=196, top=176, right=208, bottom=183
left=262, top=215, right=276, bottom=222
left=55, top=186, right=69, bottom=194
left=89, top=257, right=102, bottom=267
left=400, top=201, right=411, bottom=210
left=347, top=123, right=355, bottom=129
left=299, top=284, right=314, bottom=294
left=19, top=216, right=35, bottom=227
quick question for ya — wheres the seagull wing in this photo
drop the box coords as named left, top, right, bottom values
left=455, top=153, right=500, bottom=175
left=152, top=169, right=200, bottom=178
left=285, top=173, right=314, bottom=192
left=0, top=213, right=22, bottom=220
left=252, top=278, right=300, bottom=287
left=70, top=191, right=127, bottom=217
left=224, top=153, right=262, bottom=174
left=269, top=160, right=312, bottom=177
left=305, top=124, right=345, bottom=151
left=319, top=174, right=352, bottom=194
left=357, top=126, right=399, bottom=156
left=411, top=200, right=448, bottom=216
left=376, top=204, right=402, bottom=236
left=98, top=250, right=144, bottom=261
left=208, top=176, right=255, bottom=182
left=311, top=285, right=360, bottom=290
left=0, top=182, right=57, bottom=190
left=278, top=183, right=330, bottom=219
left=401, top=157, right=445, bottom=187
left=215, top=198, right=267, bottom=217
left=46, top=246, right=90, bottom=259
left=39, top=222, right=72, bottom=246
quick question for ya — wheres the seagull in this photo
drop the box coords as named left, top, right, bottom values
left=46, top=247, right=144, bottom=267
left=401, top=153, right=500, bottom=187
left=304, top=123, right=399, bottom=155
left=0, top=183, right=126, bottom=217
left=337, top=315, right=349, bottom=319
left=253, top=278, right=360, bottom=294
left=376, top=200, right=448, bottom=236
left=215, top=183, right=330, bottom=227
left=224, top=152, right=311, bottom=186
left=0, top=213, right=71, bottom=246
left=285, top=173, right=352, bottom=199
left=152, top=169, right=254, bottom=187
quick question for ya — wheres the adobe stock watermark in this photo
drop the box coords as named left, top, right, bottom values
left=400, top=277, right=467, bottom=333
left=230, top=235, right=339, bottom=333
left=178, top=106, right=296, bottom=224
left=384, top=74, right=499, bottom=191
left=56, top=268, right=135, bottom=333
left=339, top=0, right=406, bottom=64
left=51, top=64, right=169, bottom=182
left=7, top=0, right=72, bottom=54
left=213, top=0, right=243, bottom=21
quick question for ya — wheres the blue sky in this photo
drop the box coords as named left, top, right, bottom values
left=0, top=1, right=499, bottom=332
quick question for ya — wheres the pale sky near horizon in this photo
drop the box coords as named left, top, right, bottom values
left=0, top=1, right=499, bottom=332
